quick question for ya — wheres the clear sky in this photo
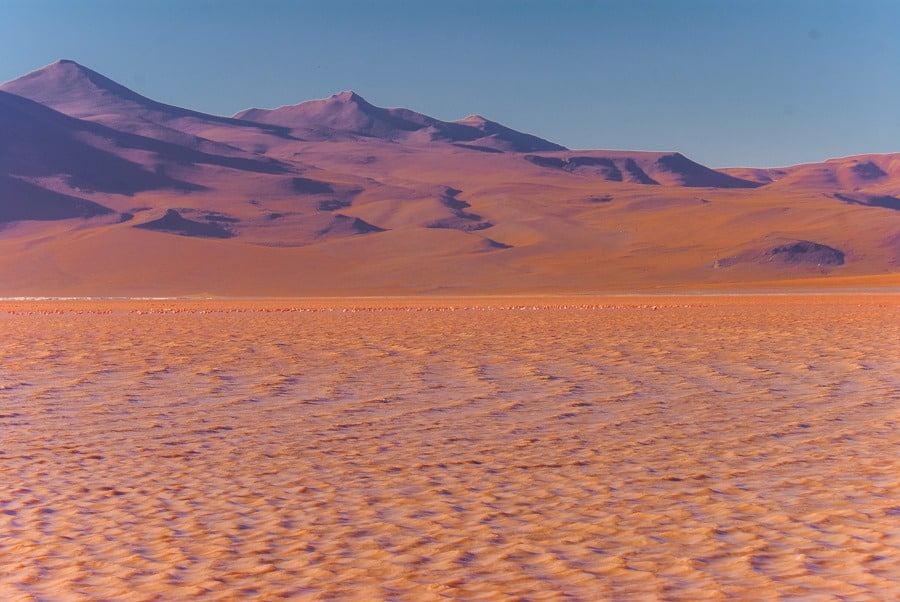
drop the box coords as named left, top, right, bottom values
left=2, top=0, right=898, bottom=167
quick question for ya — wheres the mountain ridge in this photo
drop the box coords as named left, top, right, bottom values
left=0, top=59, right=897, bottom=295
left=234, top=89, right=568, bottom=152
left=0, top=59, right=296, bottom=158
left=1, top=60, right=292, bottom=134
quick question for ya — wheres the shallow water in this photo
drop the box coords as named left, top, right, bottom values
left=1, top=297, right=899, bottom=600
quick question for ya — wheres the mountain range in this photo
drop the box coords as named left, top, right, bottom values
left=0, top=59, right=897, bottom=296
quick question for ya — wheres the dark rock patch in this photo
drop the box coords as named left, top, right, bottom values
left=851, top=161, right=887, bottom=180
left=525, top=155, right=660, bottom=185
left=566, top=157, right=623, bottom=181
left=718, top=239, right=845, bottom=268
left=833, top=193, right=859, bottom=206
left=867, top=196, right=900, bottom=210
left=835, top=193, right=900, bottom=211
left=316, top=214, right=385, bottom=237
left=427, top=218, right=493, bottom=231
left=485, top=238, right=512, bottom=249
left=427, top=187, right=493, bottom=231
left=439, top=188, right=472, bottom=212
left=453, top=143, right=505, bottom=154
left=203, top=212, right=240, bottom=223
left=439, top=188, right=482, bottom=220
left=524, top=155, right=567, bottom=170
left=767, top=241, right=844, bottom=265
left=134, top=209, right=235, bottom=238
left=623, top=159, right=659, bottom=185
left=291, top=177, right=334, bottom=195
left=318, top=199, right=352, bottom=211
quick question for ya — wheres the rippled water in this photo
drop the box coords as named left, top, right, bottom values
left=1, top=297, right=898, bottom=600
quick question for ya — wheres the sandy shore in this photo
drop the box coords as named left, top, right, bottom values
left=1, top=295, right=898, bottom=600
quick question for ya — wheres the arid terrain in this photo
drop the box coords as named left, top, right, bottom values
left=2, top=58, right=899, bottom=600
left=1, top=295, right=898, bottom=600
left=1, top=60, right=898, bottom=296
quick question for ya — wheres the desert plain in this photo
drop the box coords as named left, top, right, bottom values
left=2, top=58, right=900, bottom=600
left=1, top=294, right=898, bottom=600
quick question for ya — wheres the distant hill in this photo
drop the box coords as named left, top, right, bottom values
left=235, top=90, right=566, bottom=152
left=0, top=60, right=896, bottom=296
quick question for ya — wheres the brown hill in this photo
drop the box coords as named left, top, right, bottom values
left=0, top=61, right=897, bottom=296
left=523, top=151, right=761, bottom=188
left=235, top=91, right=566, bottom=152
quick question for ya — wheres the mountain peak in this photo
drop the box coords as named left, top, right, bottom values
left=34, top=58, right=108, bottom=80
left=1, top=58, right=148, bottom=112
left=18, top=58, right=89, bottom=83
left=325, top=91, right=380, bottom=115
left=332, top=90, right=366, bottom=103
left=2, top=59, right=294, bottom=142
left=235, top=90, right=406, bottom=138
left=234, top=92, right=566, bottom=151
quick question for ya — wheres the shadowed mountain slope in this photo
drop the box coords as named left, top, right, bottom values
left=0, top=90, right=198, bottom=195
left=523, top=151, right=761, bottom=188
left=0, top=175, right=113, bottom=223
left=0, top=60, right=897, bottom=295
left=0, top=89, right=287, bottom=198
left=0, top=60, right=294, bottom=153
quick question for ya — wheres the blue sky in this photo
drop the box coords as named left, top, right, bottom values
left=2, top=0, right=898, bottom=167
